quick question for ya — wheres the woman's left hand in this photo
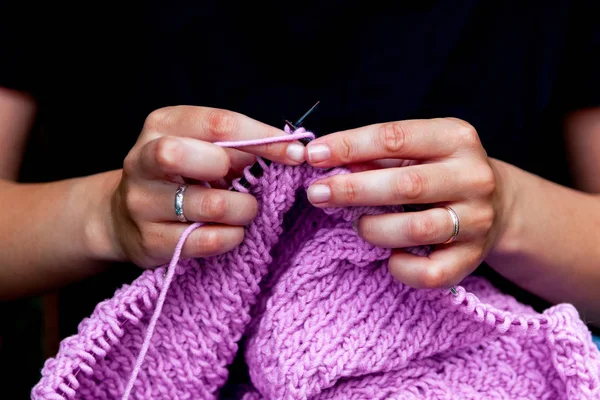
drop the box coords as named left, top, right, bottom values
left=305, top=118, right=509, bottom=290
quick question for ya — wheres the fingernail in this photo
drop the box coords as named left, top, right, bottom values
left=307, top=144, right=331, bottom=163
left=286, top=144, right=305, bottom=163
left=307, top=184, right=331, bottom=204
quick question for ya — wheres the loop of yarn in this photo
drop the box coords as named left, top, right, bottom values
left=121, top=128, right=316, bottom=400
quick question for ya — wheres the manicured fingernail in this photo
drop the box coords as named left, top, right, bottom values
left=286, top=144, right=305, bottom=163
left=307, top=184, right=331, bottom=204
left=307, top=144, right=331, bottom=163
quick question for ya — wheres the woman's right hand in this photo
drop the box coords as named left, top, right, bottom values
left=104, top=106, right=307, bottom=268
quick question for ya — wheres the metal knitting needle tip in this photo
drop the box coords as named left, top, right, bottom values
left=294, top=101, right=320, bottom=127
left=450, top=287, right=458, bottom=296
left=284, top=119, right=298, bottom=131
left=236, top=102, right=322, bottom=193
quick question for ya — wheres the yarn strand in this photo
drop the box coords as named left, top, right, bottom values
left=213, top=131, right=313, bottom=147
left=32, top=123, right=600, bottom=399
left=122, top=222, right=202, bottom=399
left=121, top=129, right=315, bottom=400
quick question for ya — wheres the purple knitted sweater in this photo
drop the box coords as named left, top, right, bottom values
left=32, top=149, right=600, bottom=399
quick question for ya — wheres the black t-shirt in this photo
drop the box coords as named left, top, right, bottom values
left=1, top=0, right=599, bottom=391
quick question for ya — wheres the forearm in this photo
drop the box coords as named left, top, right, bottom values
left=486, top=159, right=600, bottom=324
left=0, top=170, right=122, bottom=300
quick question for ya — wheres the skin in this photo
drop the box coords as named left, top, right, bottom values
left=1, top=86, right=600, bottom=327
left=0, top=88, right=306, bottom=299
left=305, top=118, right=500, bottom=289
left=303, top=111, right=600, bottom=326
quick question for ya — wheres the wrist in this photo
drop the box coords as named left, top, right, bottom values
left=81, top=169, right=127, bottom=262
left=487, top=158, right=524, bottom=257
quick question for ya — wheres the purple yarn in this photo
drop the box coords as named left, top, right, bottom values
left=32, top=131, right=600, bottom=399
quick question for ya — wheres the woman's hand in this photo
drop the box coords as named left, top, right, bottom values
left=305, top=118, right=510, bottom=290
left=104, top=106, right=307, bottom=268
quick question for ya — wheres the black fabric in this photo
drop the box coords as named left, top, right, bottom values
left=0, top=0, right=599, bottom=395
left=1, top=1, right=598, bottom=186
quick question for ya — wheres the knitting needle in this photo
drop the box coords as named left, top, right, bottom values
left=230, top=104, right=459, bottom=297
left=231, top=102, right=320, bottom=191
left=284, top=100, right=320, bottom=132
left=286, top=104, right=459, bottom=297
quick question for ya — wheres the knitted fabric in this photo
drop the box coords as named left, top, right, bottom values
left=32, top=137, right=600, bottom=399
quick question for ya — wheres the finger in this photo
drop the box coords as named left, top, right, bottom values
left=356, top=207, right=466, bottom=248
left=135, top=136, right=230, bottom=181
left=147, top=223, right=245, bottom=261
left=305, top=118, right=478, bottom=167
left=307, top=163, right=468, bottom=207
left=224, top=148, right=257, bottom=175
left=222, top=148, right=256, bottom=183
left=144, top=106, right=307, bottom=165
left=387, top=243, right=482, bottom=289
left=347, top=159, right=416, bottom=173
left=208, top=178, right=231, bottom=190
left=133, top=182, right=258, bottom=225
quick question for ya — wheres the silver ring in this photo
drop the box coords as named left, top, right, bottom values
left=174, top=184, right=188, bottom=222
left=442, top=205, right=459, bottom=244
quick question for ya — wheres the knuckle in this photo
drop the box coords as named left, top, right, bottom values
left=475, top=165, right=496, bottom=195
left=143, top=110, right=162, bottom=130
left=338, top=135, right=356, bottom=163
left=421, top=267, right=448, bottom=289
left=341, top=177, right=360, bottom=203
left=260, top=140, right=280, bottom=157
left=207, top=109, right=238, bottom=139
left=122, top=153, right=137, bottom=175
left=408, top=215, right=438, bottom=243
left=144, top=107, right=176, bottom=132
left=154, top=137, right=181, bottom=171
left=471, top=250, right=485, bottom=267
left=453, top=121, right=479, bottom=146
left=123, top=187, right=146, bottom=215
left=198, top=229, right=221, bottom=254
left=379, top=122, right=409, bottom=154
left=138, top=227, right=162, bottom=261
left=137, top=237, right=152, bottom=260
left=397, top=171, right=424, bottom=200
left=478, top=205, right=496, bottom=233
left=199, top=192, right=228, bottom=220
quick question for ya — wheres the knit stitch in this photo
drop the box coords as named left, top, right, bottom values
left=32, top=130, right=600, bottom=399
